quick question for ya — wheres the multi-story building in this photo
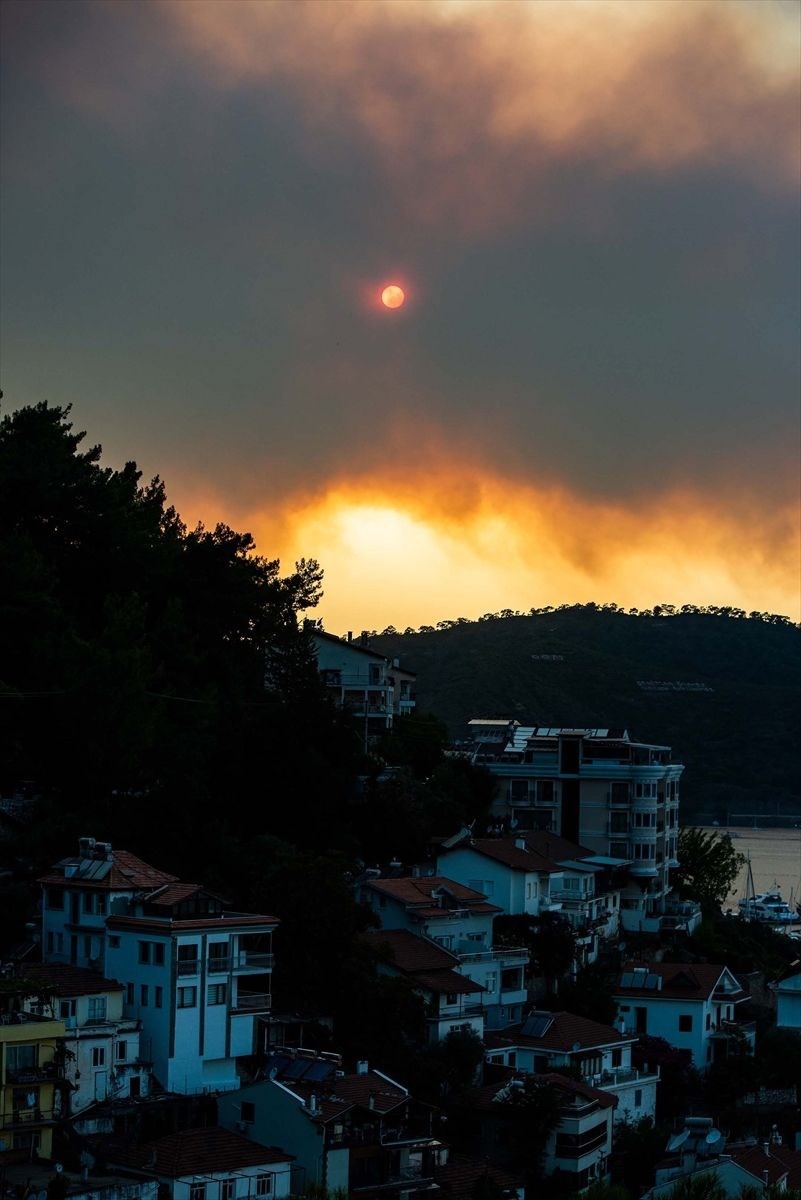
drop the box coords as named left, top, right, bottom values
left=0, top=1003, right=66, bottom=1160
left=362, top=929, right=486, bottom=1044
left=436, top=831, right=622, bottom=962
left=484, top=1010, right=659, bottom=1124
left=109, top=1126, right=294, bottom=1200
left=466, top=1073, right=618, bottom=1192
left=466, top=724, right=691, bottom=934
left=39, top=839, right=278, bottom=1095
left=314, top=632, right=416, bottom=744
left=21, top=964, right=150, bottom=1113
left=357, top=876, right=528, bottom=1029
left=218, top=1050, right=446, bottom=1199
left=613, top=963, right=755, bottom=1070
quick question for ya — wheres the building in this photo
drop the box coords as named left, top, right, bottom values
left=464, top=1072, right=617, bottom=1192
left=484, top=1010, right=658, bottom=1123
left=218, top=1051, right=445, bottom=1199
left=361, top=929, right=486, bottom=1044
left=108, top=1126, right=294, bottom=1200
left=613, top=963, right=755, bottom=1070
left=465, top=724, right=695, bottom=934
left=39, top=839, right=278, bottom=1095
left=436, top=830, right=622, bottom=964
left=21, top=964, right=150, bottom=1113
left=0, top=1002, right=66, bottom=1160
left=773, top=969, right=801, bottom=1030
left=645, top=1118, right=801, bottom=1200
left=357, top=876, right=529, bottom=1029
left=314, top=631, right=416, bottom=744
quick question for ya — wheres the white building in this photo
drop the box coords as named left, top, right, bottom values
left=22, top=964, right=150, bottom=1113
left=39, top=839, right=278, bottom=1095
left=314, top=632, right=416, bottom=744
left=613, top=963, right=754, bottom=1070
left=773, top=970, right=801, bottom=1030
left=362, top=928, right=486, bottom=1044
left=357, top=876, right=529, bottom=1029
left=464, top=724, right=696, bottom=935
left=484, top=1010, right=658, bottom=1124
left=109, top=1126, right=294, bottom=1200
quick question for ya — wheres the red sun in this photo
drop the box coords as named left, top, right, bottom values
left=381, top=284, right=405, bottom=309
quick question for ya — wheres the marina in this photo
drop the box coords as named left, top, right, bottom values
left=704, top=826, right=801, bottom=930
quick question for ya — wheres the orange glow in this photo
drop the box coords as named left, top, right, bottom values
left=381, top=284, right=405, bottom=309
left=168, top=466, right=801, bottom=637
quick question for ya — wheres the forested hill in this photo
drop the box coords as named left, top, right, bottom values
left=361, top=607, right=801, bottom=822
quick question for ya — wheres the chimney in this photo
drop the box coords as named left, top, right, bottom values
left=763, top=1143, right=770, bottom=1158
left=515, top=837, right=527, bottom=850
left=356, top=1060, right=369, bottom=1075
left=347, top=631, right=353, bottom=642
left=368, top=1093, right=376, bottom=1110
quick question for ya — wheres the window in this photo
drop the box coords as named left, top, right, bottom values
left=190, top=1185, right=206, bottom=1200
left=138, top=942, right=151, bottom=965
left=678, top=1014, right=693, bottom=1033
left=256, top=1177, right=272, bottom=1197
left=485, top=973, right=497, bottom=994
left=88, top=996, right=107, bottom=1022
left=609, top=811, right=628, bottom=833
left=634, top=1089, right=643, bottom=1108
left=116, top=1041, right=128, bottom=1062
left=241, top=1101, right=256, bottom=1123
left=706, top=1013, right=711, bottom=1030
left=221, top=1182, right=235, bottom=1200
left=108, top=935, right=120, bottom=949
left=446, top=993, right=458, bottom=1005
left=155, top=986, right=163, bottom=1008
left=91, top=1047, right=105, bottom=1068
left=140, top=984, right=149, bottom=1006
left=59, top=999, right=76, bottom=1021
left=126, top=983, right=134, bottom=1005
left=83, top=892, right=106, bottom=915
left=153, top=943, right=165, bottom=965
left=611, top=1048, right=622, bottom=1068
left=178, top=944, right=199, bottom=965
left=177, top=986, right=197, bottom=1008
left=208, top=983, right=227, bottom=1005
left=138, top=940, right=165, bottom=965
left=6, top=1044, right=37, bottom=1075
left=47, top=887, right=65, bottom=909
left=47, top=932, right=54, bottom=954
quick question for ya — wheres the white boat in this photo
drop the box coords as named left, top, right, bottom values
left=738, top=891, right=798, bottom=924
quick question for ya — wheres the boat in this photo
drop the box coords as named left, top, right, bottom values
left=738, top=891, right=798, bottom=924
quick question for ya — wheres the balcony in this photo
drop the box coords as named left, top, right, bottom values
left=457, top=946, right=528, bottom=965
left=629, top=827, right=657, bottom=843
left=592, top=1066, right=660, bottom=1088
left=231, top=991, right=271, bottom=1013
left=5, top=1062, right=64, bottom=1084
left=207, top=951, right=275, bottom=974
left=177, top=960, right=200, bottom=976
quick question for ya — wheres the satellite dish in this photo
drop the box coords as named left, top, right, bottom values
left=667, top=1129, right=690, bottom=1152
left=572, top=1042, right=581, bottom=1052
left=706, top=1129, right=722, bottom=1147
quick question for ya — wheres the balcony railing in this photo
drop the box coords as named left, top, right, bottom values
left=5, top=1063, right=63, bottom=1084
left=457, top=946, right=528, bottom=964
left=177, top=960, right=199, bottom=976
left=207, top=951, right=275, bottom=973
left=231, top=991, right=271, bottom=1013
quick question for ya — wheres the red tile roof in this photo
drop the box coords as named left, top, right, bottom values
left=457, top=839, right=561, bottom=873
left=20, top=964, right=123, bottom=997
left=414, top=970, right=484, bottom=996
left=106, top=914, right=278, bottom=931
left=362, top=929, right=459, bottom=972
left=469, top=1072, right=616, bottom=1113
left=111, top=1127, right=291, bottom=1176
left=615, top=962, right=748, bottom=1002
left=39, top=848, right=178, bottom=891
left=436, top=1155, right=523, bottom=1198
left=522, top=831, right=596, bottom=861
left=727, top=1143, right=801, bottom=1189
left=276, top=1070, right=409, bottom=1123
left=364, top=876, right=501, bottom=915
left=485, top=1011, right=624, bottom=1053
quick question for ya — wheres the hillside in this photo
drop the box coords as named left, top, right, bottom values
left=362, top=608, right=801, bottom=822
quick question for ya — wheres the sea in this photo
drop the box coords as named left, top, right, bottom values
left=700, top=826, right=801, bottom=919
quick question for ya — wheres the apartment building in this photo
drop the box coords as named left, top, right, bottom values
left=357, top=876, right=528, bottom=1029
left=21, top=963, right=150, bottom=1113
left=467, top=724, right=691, bottom=934
left=0, top=1005, right=66, bottom=1159
left=484, top=1010, right=658, bottom=1124
left=314, top=632, right=416, bottom=743
left=39, top=839, right=278, bottom=1095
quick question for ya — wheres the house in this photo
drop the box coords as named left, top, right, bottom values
left=361, top=928, right=485, bottom=1043
left=218, top=1051, right=445, bottom=1198
left=613, top=963, right=754, bottom=1070
left=0, top=997, right=66, bottom=1161
left=463, top=724, right=699, bottom=935
left=645, top=1117, right=801, bottom=1199
left=435, top=1155, right=524, bottom=1200
left=357, top=876, right=528, bottom=1029
left=484, top=1010, right=658, bottom=1123
left=314, top=631, right=416, bottom=745
left=773, top=969, right=801, bottom=1030
left=436, top=831, right=622, bottom=964
left=39, top=838, right=278, bottom=1094
left=20, top=963, right=150, bottom=1113
left=108, top=1126, right=294, bottom=1200
left=463, top=1072, right=617, bottom=1192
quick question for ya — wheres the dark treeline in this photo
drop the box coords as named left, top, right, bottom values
left=0, top=400, right=494, bottom=1076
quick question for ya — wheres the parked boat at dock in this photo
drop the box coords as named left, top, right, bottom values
left=738, top=890, right=798, bottom=924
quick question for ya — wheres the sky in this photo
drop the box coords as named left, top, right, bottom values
left=2, top=0, right=799, bottom=634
